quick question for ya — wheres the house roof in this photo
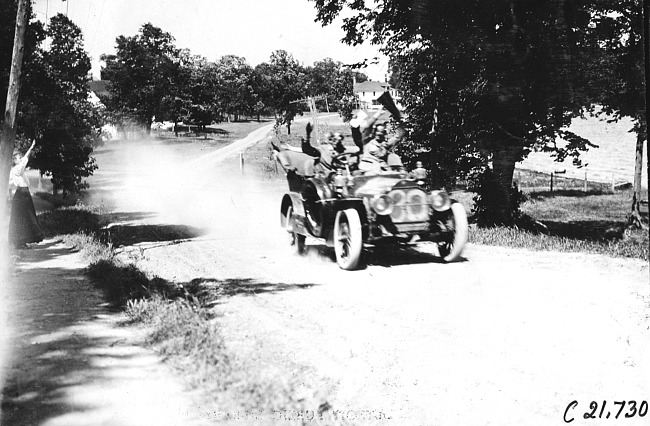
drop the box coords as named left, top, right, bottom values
left=353, top=80, right=391, bottom=93
left=88, top=80, right=110, bottom=98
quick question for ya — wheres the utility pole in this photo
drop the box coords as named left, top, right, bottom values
left=643, top=0, right=650, bottom=234
left=0, top=0, right=29, bottom=229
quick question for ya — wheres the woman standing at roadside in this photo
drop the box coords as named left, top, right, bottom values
left=8, top=140, right=42, bottom=248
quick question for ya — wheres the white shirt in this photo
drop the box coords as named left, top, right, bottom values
left=10, top=155, right=30, bottom=189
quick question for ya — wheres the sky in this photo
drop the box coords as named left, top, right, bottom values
left=31, top=0, right=388, bottom=81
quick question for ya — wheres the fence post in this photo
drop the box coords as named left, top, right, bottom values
left=611, top=173, right=615, bottom=192
left=239, top=152, right=245, bottom=174
left=584, top=171, right=588, bottom=192
left=550, top=172, right=554, bottom=193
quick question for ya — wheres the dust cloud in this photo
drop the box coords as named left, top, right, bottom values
left=87, top=134, right=287, bottom=246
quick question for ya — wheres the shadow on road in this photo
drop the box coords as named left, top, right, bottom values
left=181, top=278, right=318, bottom=306
left=3, top=243, right=118, bottom=426
left=367, top=244, right=463, bottom=267
left=297, top=241, right=464, bottom=268
left=100, top=223, right=206, bottom=247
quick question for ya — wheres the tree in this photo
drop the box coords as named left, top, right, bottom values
left=254, top=50, right=306, bottom=134
left=305, top=58, right=367, bottom=121
left=214, top=55, right=255, bottom=122
left=311, top=0, right=599, bottom=225
left=19, top=13, right=101, bottom=195
left=176, top=52, right=218, bottom=131
left=585, top=1, right=646, bottom=227
left=101, top=23, right=182, bottom=134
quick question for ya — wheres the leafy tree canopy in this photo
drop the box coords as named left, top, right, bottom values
left=101, top=23, right=182, bottom=133
left=20, top=13, right=101, bottom=194
left=311, top=0, right=610, bottom=225
left=305, top=57, right=367, bottom=120
left=254, top=50, right=306, bottom=133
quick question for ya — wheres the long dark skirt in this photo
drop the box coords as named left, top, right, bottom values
left=9, top=187, right=43, bottom=247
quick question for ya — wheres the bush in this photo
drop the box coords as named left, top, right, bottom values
left=38, top=206, right=102, bottom=237
left=87, top=260, right=177, bottom=306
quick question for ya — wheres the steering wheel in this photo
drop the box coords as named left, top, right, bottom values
left=331, top=151, right=361, bottom=169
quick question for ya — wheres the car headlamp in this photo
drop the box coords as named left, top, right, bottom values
left=371, top=194, right=394, bottom=215
left=430, top=190, right=451, bottom=212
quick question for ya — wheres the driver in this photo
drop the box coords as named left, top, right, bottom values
left=359, top=121, right=406, bottom=172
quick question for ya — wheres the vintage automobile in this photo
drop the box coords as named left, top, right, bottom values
left=279, top=151, right=468, bottom=270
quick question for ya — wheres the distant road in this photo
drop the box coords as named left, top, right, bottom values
left=189, top=114, right=340, bottom=168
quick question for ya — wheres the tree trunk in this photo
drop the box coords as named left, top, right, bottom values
left=0, top=0, right=29, bottom=227
left=491, top=144, right=521, bottom=226
left=644, top=0, right=650, bottom=236
left=629, top=126, right=645, bottom=227
left=146, top=118, right=152, bottom=136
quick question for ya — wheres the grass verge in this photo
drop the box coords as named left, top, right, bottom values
left=450, top=186, right=649, bottom=260
left=469, top=225, right=648, bottom=260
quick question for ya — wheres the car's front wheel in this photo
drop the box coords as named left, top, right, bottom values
left=334, top=208, right=362, bottom=270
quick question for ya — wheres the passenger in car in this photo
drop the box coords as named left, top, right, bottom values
left=301, top=124, right=358, bottom=175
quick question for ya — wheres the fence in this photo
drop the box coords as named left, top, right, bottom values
left=514, top=168, right=634, bottom=193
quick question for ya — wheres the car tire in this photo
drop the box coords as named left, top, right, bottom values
left=438, top=202, right=468, bottom=262
left=334, top=208, right=362, bottom=270
left=285, top=205, right=306, bottom=255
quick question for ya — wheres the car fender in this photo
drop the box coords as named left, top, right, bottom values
left=325, top=198, right=368, bottom=245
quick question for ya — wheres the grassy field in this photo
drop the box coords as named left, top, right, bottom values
left=151, top=119, right=273, bottom=153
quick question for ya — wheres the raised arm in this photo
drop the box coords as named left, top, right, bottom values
left=301, top=122, right=320, bottom=158
left=385, top=123, right=406, bottom=150
left=25, top=140, right=36, bottom=158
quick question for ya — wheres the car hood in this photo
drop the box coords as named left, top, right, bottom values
left=353, top=176, right=412, bottom=197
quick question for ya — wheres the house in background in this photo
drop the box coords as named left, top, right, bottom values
left=87, top=80, right=119, bottom=139
left=88, top=80, right=110, bottom=106
left=353, top=79, right=402, bottom=111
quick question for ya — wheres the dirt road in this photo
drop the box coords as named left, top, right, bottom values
left=85, top=126, right=650, bottom=425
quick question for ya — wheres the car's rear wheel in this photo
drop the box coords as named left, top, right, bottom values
left=285, top=205, right=306, bottom=255
left=334, top=208, right=362, bottom=270
left=437, top=202, right=468, bottom=262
